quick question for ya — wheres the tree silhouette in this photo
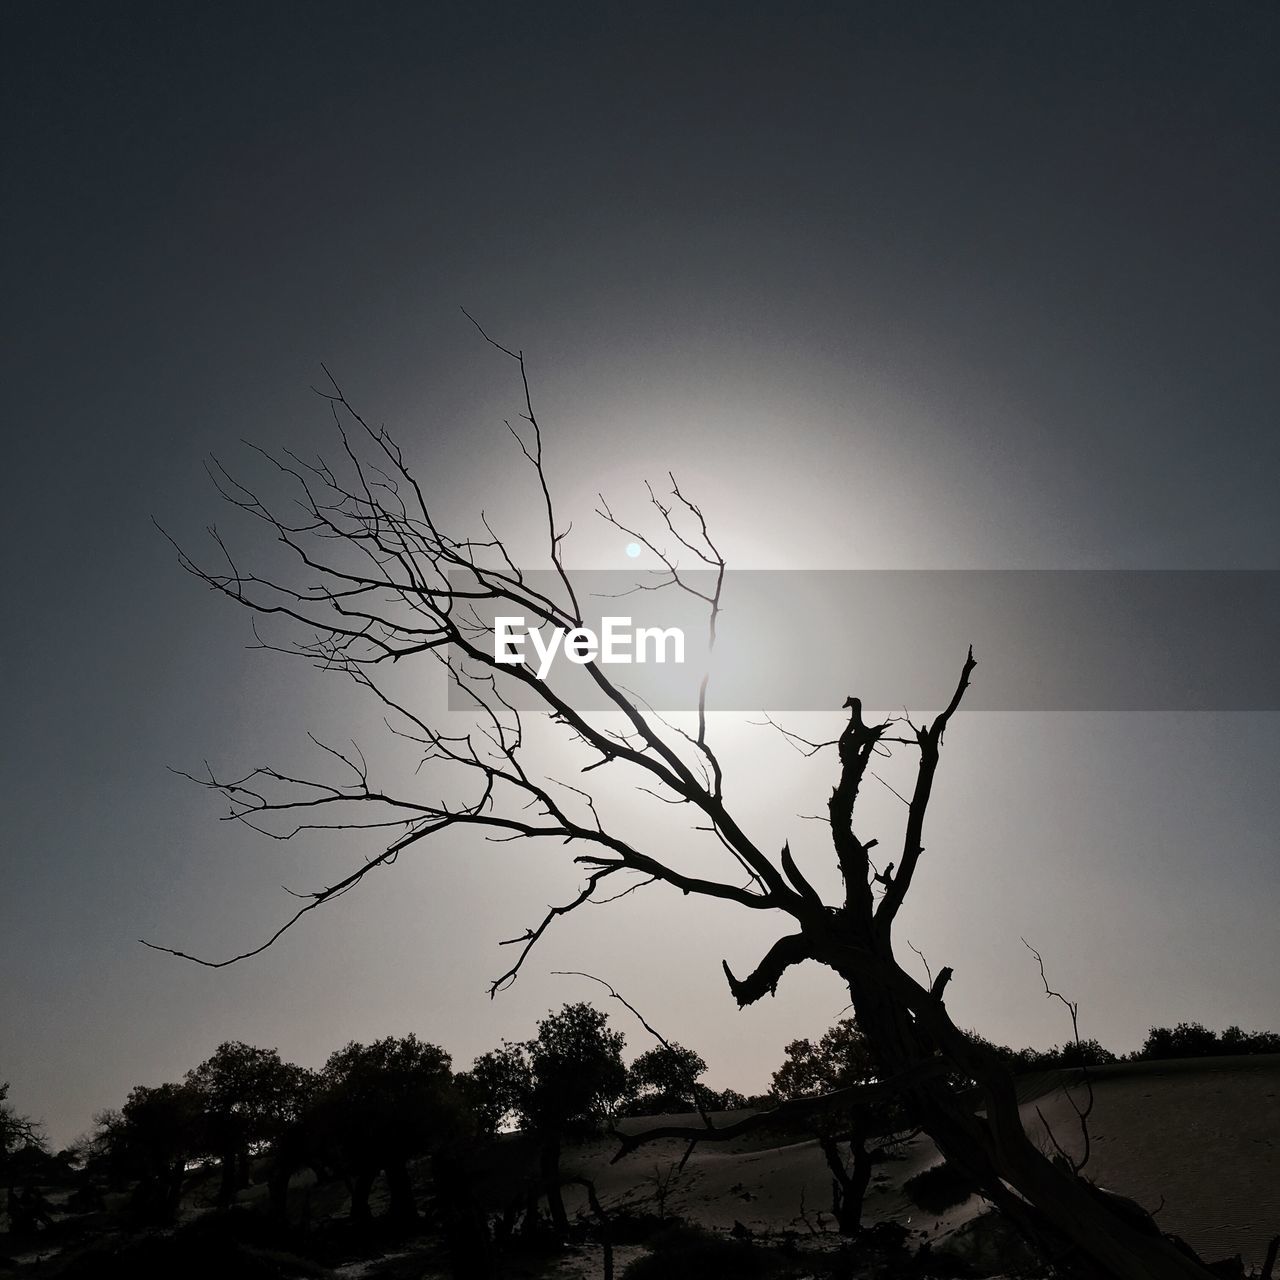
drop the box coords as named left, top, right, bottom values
left=1, top=1081, right=45, bottom=1175
left=770, top=1019, right=915, bottom=1235
left=151, top=325, right=1223, bottom=1279
left=469, top=1002, right=627, bottom=1240
left=110, top=1082, right=203, bottom=1223
left=186, top=1040, right=308, bottom=1210
left=628, top=1043, right=708, bottom=1115
left=1139, top=1022, right=1280, bottom=1061
left=315, top=1034, right=458, bottom=1226
left=1, top=1080, right=50, bottom=1231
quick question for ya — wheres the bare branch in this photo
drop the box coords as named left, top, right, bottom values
left=610, top=1059, right=947, bottom=1162
left=1023, top=937, right=1094, bottom=1172
left=874, top=647, right=976, bottom=935
left=554, top=970, right=717, bottom=1133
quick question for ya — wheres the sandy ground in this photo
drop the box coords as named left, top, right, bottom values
left=1022, top=1054, right=1280, bottom=1267
left=544, top=1054, right=1280, bottom=1272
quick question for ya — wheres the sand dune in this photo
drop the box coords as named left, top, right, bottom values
left=1021, top=1054, right=1280, bottom=1267
left=548, top=1054, right=1280, bottom=1271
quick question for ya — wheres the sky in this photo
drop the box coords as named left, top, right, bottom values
left=2, top=1, right=1278, bottom=1149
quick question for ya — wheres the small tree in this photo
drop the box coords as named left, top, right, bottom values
left=1139, top=1022, right=1220, bottom=1061
left=473, top=1002, right=627, bottom=1240
left=628, top=1043, right=708, bottom=1116
left=1, top=1081, right=46, bottom=1182
left=770, top=1019, right=913, bottom=1235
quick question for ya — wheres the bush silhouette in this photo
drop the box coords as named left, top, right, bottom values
left=621, top=1224, right=788, bottom=1279
left=903, top=1160, right=977, bottom=1213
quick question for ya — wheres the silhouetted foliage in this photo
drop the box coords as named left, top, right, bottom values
left=1137, top=1022, right=1280, bottom=1061
left=489, top=1003, right=630, bottom=1141
left=1, top=1080, right=47, bottom=1182
left=903, top=1159, right=977, bottom=1213
left=621, top=1223, right=788, bottom=1280
left=315, top=1033, right=459, bottom=1226
left=459, top=1043, right=529, bottom=1140
left=185, top=1040, right=311, bottom=1210
left=964, top=1031, right=1118, bottom=1075
left=109, top=1081, right=204, bottom=1222
left=769, top=1019, right=911, bottom=1235
left=467, top=1002, right=627, bottom=1241
left=628, top=1043, right=708, bottom=1115
left=770, top=1019, right=875, bottom=1100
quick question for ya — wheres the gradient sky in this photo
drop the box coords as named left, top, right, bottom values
left=3, top=2, right=1278, bottom=1149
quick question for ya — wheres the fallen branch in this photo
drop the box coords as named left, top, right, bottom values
left=609, top=1058, right=947, bottom=1162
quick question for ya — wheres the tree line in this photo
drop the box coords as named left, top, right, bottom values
left=1, top=1001, right=752, bottom=1240
left=5, top=1010, right=1275, bottom=1241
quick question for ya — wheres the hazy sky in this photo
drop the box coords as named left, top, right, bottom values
left=3, top=2, right=1278, bottom=1149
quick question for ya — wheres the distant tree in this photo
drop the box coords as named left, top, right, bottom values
left=1219, top=1025, right=1280, bottom=1055
left=628, top=1043, right=708, bottom=1115
left=966, top=1034, right=1117, bottom=1074
left=113, top=1082, right=204, bottom=1222
left=74, top=1107, right=134, bottom=1192
left=476, top=1002, right=628, bottom=1240
left=772, top=1020, right=874, bottom=1100
left=259, top=1063, right=321, bottom=1225
left=316, top=1033, right=458, bottom=1225
left=1, top=1081, right=46, bottom=1179
left=1049, top=1038, right=1117, bottom=1070
left=1137, top=1022, right=1280, bottom=1061
left=186, top=1040, right=308, bottom=1209
left=770, top=1018, right=911, bottom=1235
left=1140, top=1022, right=1221, bottom=1061
left=458, top=1044, right=529, bottom=1140
left=703, top=1086, right=748, bottom=1111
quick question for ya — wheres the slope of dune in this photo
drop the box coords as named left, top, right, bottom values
left=549, top=1054, right=1280, bottom=1272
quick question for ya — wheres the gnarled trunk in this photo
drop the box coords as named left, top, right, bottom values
left=833, top=939, right=1215, bottom=1280
left=818, top=1128, right=874, bottom=1236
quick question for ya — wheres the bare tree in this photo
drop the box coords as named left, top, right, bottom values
left=150, top=322, right=1219, bottom=1279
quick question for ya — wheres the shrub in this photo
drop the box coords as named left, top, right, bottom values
left=621, top=1224, right=788, bottom=1279
left=902, top=1160, right=977, bottom=1213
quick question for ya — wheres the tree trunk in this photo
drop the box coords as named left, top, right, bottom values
left=818, top=1124, right=873, bottom=1236
left=539, top=1132, right=570, bottom=1241
left=349, top=1167, right=375, bottom=1226
left=267, top=1161, right=292, bottom=1226
left=163, top=1159, right=186, bottom=1223
left=833, top=940, right=1217, bottom=1280
left=385, top=1158, right=417, bottom=1225
left=430, top=1147, right=498, bottom=1280
left=217, top=1147, right=237, bottom=1208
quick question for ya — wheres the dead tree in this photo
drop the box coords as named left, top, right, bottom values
left=149, top=322, right=1219, bottom=1280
